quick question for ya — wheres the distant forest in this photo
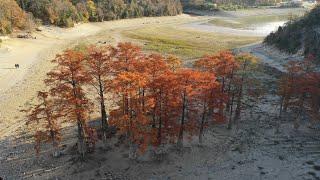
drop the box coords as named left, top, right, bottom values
left=0, top=0, right=183, bottom=34
left=181, top=0, right=284, bottom=10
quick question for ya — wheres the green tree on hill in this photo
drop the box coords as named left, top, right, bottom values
left=264, top=5, right=320, bottom=61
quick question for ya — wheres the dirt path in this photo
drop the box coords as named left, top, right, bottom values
left=237, top=43, right=304, bottom=73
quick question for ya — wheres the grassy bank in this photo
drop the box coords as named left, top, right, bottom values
left=123, top=26, right=261, bottom=59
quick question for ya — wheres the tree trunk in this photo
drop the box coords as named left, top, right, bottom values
left=99, top=78, right=108, bottom=145
left=221, top=77, right=225, bottom=93
left=294, top=93, right=305, bottom=129
left=199, top=104, right=207, bottom=144
left=77, top=121, right=86, bottom=159
left=227, top=91, right=235, bottom=130
left=234, top=63, right=246, bottom=123
left=177, top=93, right=186, bottom=148
left=234, top=84, right=243, bottom=123
left=226, top=68, right=235, bottom=111
left=157, top=91, right=163, bottom=145
left=152, top=98, right=157, bottom=128
left=283, top=83, right=291, bottom=113
left=276, top=96, right=285, bottom=134
left=72, top=80, right=86, bottom=159
left=50, top=130, right=59, bottom=157
left=101, top=100, right=108, bottom=144
left=142, top=89, right=145, bottom=112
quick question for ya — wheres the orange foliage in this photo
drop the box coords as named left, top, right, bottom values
left=46, top=49, right=94, bottom=158
left=279, top=55, right=320, bottom=128
left=85, top=45, right=116, bottom=143
left=32, top=43, right=253, bottom=157
left=25, top=91, right=62, bottom=155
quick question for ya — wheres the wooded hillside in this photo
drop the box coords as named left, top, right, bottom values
left=0, top=0, right=183, bottom=34
left=0, top=0, right=33, bottom=34
left=264, top=5, right=320, bottom=61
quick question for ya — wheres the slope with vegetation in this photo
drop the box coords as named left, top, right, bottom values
left=0, top=0, right=34, bottom=34
left=264, top=5, right=320, bottom=61
left=0, top=0, right=183, bottom=34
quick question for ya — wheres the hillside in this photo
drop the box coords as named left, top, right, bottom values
left=0, top=0, right=183, bottom=35
left=264, top=5, right=320, bottom=60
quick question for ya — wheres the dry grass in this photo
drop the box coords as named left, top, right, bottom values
left=122, top=26, right=261, bottom=59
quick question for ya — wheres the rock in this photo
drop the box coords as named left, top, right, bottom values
left=279, top=155, right=285, bottom=161
left=258, top=166, right=264, bottom=170
left=308, top=171, right=316, bottom=176
left=17, top=34, right=33, bottom=39
left=260, top=171, right=266, bottom=175
left=306, top=161, right=315, bottom=165
left=35, top=27, right=43, bottom=32
left=231, top=146, right=241, bottom=153
left=53, top=151, right=61, bottom=158
left=313, top=165, right=320, bottom=171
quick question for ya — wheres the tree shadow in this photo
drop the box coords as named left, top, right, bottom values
left=0, top=125, right=76, bottom=179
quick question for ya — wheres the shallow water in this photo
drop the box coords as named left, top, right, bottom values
left=184, top=20, right=287, bottom=37
left=251, top=21, right=286, bottom=35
